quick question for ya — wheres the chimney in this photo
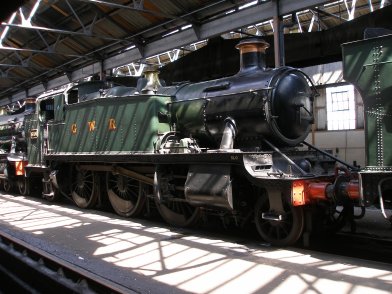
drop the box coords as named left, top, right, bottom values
left=235, top=38, right=269, bottom=74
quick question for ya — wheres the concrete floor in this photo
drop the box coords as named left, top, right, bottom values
left=0, top=192, right=391, bottom=294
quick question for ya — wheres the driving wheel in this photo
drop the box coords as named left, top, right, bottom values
left=106, top=172, right=146, bottom=217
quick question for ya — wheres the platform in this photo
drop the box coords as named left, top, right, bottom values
left=0, top=192, right=391, bottom=294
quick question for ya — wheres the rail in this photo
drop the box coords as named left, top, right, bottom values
left=0, top=230, right=136, bottom=293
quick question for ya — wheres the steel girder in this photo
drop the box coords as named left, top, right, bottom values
left=1, top=0, right=344, bottom=105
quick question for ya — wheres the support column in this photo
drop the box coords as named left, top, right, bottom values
left=273, top=0, right=285, bottom=67
left=99, top=60, right=105, bottom=81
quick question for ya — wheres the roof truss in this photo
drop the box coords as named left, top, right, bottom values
left=0, top=0, right=388, bottom=105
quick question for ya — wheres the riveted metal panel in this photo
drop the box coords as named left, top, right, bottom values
left=170, top=99, right=207, bottom=136
left=24, top=113, right=42, bottom=165
left=342, top=34, right=392, bottom=168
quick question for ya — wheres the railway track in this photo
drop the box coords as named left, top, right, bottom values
left=306, top=231, right=392, bottom=264
left=0, top=230, right=137, bottom=294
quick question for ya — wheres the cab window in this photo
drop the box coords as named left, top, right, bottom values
left=39, top=98, right=54, bottom=122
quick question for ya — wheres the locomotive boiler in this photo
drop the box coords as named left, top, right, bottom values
left=158, top=39, right=314, bottom=149
left=16, top=37, right=361, bottom=246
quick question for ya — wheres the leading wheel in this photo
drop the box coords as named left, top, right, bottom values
left=71, top=168, right=99, bottom=208
left=322, top=203, right=353, bottom=233
left=254, top=194, right=304, bottom=246
left=17, top=177, right=29, bottom=195
left=106, top=172, right=146, bottom=217
left=154, top=170, right=201, bottom=227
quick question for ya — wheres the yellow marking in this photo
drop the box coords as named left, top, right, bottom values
left=71, top=124, right=77, bottom=134
left=88, top=121, right=96, bottom=132
left=108, top=118, right=116, bottom=131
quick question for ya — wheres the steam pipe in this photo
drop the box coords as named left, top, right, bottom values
left=220, top=117, right=237, bottom=150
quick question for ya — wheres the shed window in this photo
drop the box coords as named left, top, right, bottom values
left=326, top=85, right=355, bottom=130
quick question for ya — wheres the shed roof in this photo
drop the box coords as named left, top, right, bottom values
left=0, top=0, right=387, bottom=105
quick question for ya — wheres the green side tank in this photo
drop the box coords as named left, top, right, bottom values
left=48, top=95, right=171, bottom=153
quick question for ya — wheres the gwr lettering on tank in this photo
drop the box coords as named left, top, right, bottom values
left=70, top=118, right=117, bottom=134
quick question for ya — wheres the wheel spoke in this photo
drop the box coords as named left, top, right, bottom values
left=106, top=171, right=146, bottom=217
left=154, top=170, right=200, bottom=227
left=323, top=204, right=351, bottom=233
left=267, top=225, right=274, bottom=237
left=18, top=178, right=29, bottom=196
left=280, top=224, right=289, bottom=237
left=4, top=180, right=12, bottom=192
left=254, top=193, right=304, bottom=246
left=260, top=220, right=270, bottom=228
left=276, top=227, right=281, bottom=240
left=71, top=169, right=98, bottom=209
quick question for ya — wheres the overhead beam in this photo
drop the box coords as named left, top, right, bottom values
left=0, top=0, right=227, bottom=77
left=0, top=0, right=230, bottom=94
left=278, top=0, right=332, bottom=15
left=310, top=10, right=329, bottom=30
left=0, top=0, right=339, bottom=105
left=313, top=7, right=348, bottom=22
left=0, top=45, right=88, bottom=58
left=66, top=0, right=87, bottom=33
left=115, top=0, right=333, bottom=65
left=75, top=0, right=179, bottom=20
left=0, top=23, right=132, bottom=44
left=0, top=63, right=62, bottom=71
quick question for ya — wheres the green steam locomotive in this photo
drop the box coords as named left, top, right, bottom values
left=4, top=35, right=388, bottom=246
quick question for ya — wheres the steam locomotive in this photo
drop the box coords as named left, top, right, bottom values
left=0, top=100, right=35, bottom=193
left=2, top=37, right=380, bottom=246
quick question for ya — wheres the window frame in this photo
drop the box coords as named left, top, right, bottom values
left=326, top=84, right=356, bottom=131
